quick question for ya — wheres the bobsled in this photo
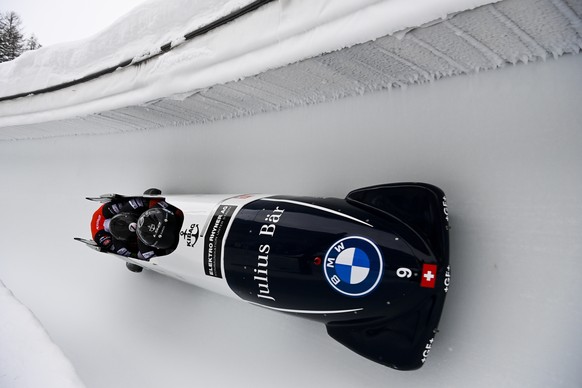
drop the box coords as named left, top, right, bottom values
left=76, top=183, right=450, bottom=370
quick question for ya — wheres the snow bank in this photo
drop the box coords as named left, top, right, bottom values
left=0, top=0, right=498, bottom=126
left=0, top=0, right=257, bottom=95
left=0, top=279, right=86, bottom=388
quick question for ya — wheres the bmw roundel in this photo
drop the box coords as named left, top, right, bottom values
left=324, top=236, right=384, bottom=297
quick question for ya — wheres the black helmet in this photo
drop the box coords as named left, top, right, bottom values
left=109, top=212, right=138, bottom=241
left=136, top=207, right=177, bottom=249
left=94, top=230, right=113, bottom=248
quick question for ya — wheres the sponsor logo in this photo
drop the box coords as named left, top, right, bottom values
left=180, top=224, right=200, bottom=247
left=420, top=264, right=437, bottom=288
left=324, top=236, right=383, bottom=297
left=254, top=206, right=285, bottom=302
left=233, top=194, right=254, bottom=200
left=443, top=196, right=449, bottom=222
left=444, top=265, right=451, bottom=293
left=95, top=214, right=104, bottom=230
left=204, top=205, right=236, bottom=278
left=421, top=337, right=435, bottom=363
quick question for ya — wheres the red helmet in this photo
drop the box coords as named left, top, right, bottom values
left=91, top=205, right=106, bottom=239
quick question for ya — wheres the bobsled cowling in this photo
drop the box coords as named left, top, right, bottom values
left=77, top=183, right=450, bottom=370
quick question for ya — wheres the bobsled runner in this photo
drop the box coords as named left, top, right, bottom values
left=76, top=183, right=450, bottom=370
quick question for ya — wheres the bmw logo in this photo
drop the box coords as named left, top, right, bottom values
left=324, top=236, right=384, bottom=297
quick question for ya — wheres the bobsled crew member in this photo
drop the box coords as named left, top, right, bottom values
left=91, top=197, right=182, bottom=261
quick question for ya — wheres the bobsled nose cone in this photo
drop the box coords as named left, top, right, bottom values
left=335, top=183, right=451, bottom=368
left=346, top=182, right=450, bottom=265
left=325, top=292, right=444, bottom=370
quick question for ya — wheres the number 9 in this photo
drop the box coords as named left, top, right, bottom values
left=396, top=267, right=412, bottom=278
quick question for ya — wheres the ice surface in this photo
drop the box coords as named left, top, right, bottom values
left=0, top=53, right=580, bottom=387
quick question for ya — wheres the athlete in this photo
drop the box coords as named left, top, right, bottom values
left=91, top=197, right=183, bottom=263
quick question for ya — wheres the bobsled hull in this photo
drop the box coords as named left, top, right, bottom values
left=81, top=183, right=450, bottom=370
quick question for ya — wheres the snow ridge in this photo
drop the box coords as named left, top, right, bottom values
left=0, top=279, right=86, bottom=388
left=0, top=0, right=502, bottom=130
left=1, top=0, right=580, bottom=141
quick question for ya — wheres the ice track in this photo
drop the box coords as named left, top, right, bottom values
left=0, top=53, right=581, bottom=387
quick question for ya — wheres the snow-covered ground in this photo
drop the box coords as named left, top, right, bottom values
left=0, top=280, right=85, bottom=388
left=0, top=52, right=580, bottom=387
left=0, top=0, right=500, bottom=127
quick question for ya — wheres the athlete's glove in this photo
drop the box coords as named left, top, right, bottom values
left=94, top=230, right=113, bottom=250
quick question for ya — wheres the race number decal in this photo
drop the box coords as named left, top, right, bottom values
left=323, top=236, right=383, bottom=297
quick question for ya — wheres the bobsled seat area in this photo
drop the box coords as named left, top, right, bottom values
left=80, top=192, right=185, bottom=259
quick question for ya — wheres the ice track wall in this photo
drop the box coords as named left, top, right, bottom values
left=0, top=51, right=581, bottom=388
left=0, top=0, right=581, bottom=140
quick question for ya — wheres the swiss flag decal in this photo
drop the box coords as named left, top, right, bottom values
left=420, top=264, right=437, bottom=288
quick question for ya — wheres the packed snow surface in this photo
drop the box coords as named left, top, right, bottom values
left=0, top=0, right=499, bottom=126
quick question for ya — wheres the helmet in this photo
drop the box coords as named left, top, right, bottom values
left=94, top=230, right=113, bottom=248
left=136, top=207, right=177, bottom=249
left=109, top=212, right=138, bottom=241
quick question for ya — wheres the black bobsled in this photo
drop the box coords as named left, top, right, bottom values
left=77, top=183, right=450, bottom=370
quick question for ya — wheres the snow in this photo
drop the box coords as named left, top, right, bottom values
left=0, top=0, right=499, bottom=127
left=0, top=280, right=86, bottom=388
left=0, top=53, right=581, bottom=387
